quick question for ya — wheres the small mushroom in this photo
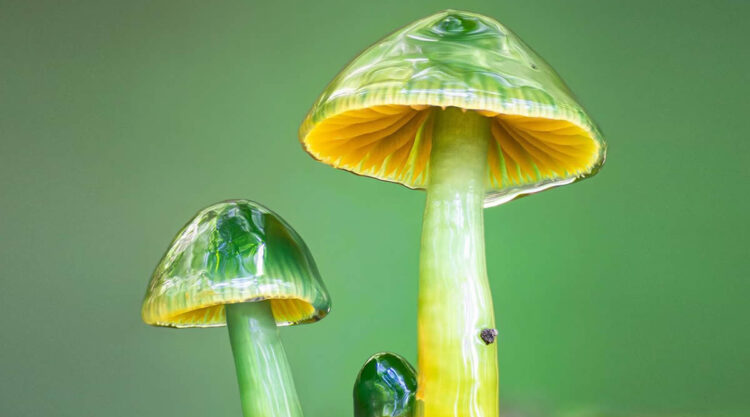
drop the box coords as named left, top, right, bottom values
left=299, top=10, right=606, bottom=417
left=353, top=352, right=417, bottom=417
left=142, top=200, right=330, bottom=417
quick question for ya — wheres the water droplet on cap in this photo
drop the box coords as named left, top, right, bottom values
left=435, top=14, right=479, bottom=35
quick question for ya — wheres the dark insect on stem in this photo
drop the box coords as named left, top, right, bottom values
left=480, top=328, right=498, bottom=345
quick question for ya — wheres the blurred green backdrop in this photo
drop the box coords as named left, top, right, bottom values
left=1, top=1, right=748, bottom=416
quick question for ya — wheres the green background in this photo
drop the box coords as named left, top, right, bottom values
left=1, top=1, right=748, bottom=416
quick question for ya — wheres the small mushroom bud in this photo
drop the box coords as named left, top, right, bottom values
left=353, top=352, right=417, bottom=417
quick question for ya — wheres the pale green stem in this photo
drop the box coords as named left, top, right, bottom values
left=417, top=107, right=498, bottom=417
left=226, top=301, right=304, bottom=417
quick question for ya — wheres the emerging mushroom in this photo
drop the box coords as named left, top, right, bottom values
left=353, top=352, right=417, bottom=417
left=142, top=200, right=330, bottom=417
left=299, top=10, right=606, bottom=417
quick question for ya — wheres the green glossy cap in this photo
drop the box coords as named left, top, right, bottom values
left=142, top=200, right=330, bottom=328
left=353, top=352, right=417, bottom=417
left=300, top=10, right=606, bottom=206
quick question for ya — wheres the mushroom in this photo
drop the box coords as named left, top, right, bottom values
left=353, top=352, right=417, bottom=417
left=142, top=199, right=330, bottom=417
left=299, top=10, right=606, bottom=417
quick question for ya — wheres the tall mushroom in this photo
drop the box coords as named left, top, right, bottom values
left=299, top=10, right=606, bottom=417
left=142, top=200, right=330, bottom=417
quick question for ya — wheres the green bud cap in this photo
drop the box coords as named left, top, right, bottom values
left=142, top=200, right=330, bottom=328
left=300, top=10, right=606, bottom=207
left=353, top=352, right=417, bottom=417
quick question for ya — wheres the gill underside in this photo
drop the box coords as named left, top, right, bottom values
left=304, top=105, right=599, bottom=192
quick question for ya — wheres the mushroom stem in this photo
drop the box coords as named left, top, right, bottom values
left=226, top=301, right=304, bottom=417
left=417, top=107, right=498, bottom=417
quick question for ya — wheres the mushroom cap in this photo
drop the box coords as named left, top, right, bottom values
left=142, top=200, right=330, bottom=328
left=300, top=10, right=606, bottom=207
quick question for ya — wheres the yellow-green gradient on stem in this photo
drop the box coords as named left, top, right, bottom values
left=418, top=108, right=497, bottom=417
